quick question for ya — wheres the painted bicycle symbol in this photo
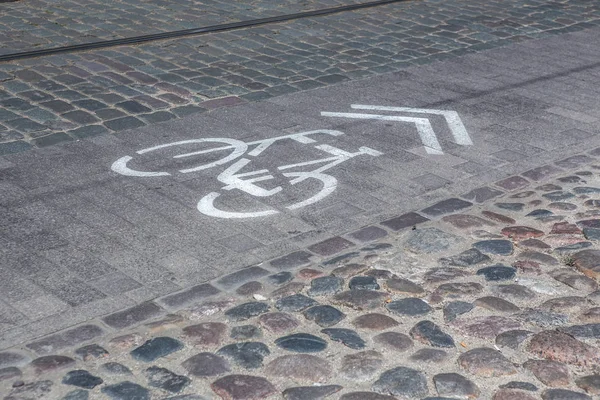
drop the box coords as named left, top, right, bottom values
left=111, top=130, right=383, bottom=219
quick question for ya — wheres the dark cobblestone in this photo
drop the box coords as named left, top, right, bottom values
left=275, top=333, right=328, bottom=353
left=130, top=337, right=184, bottom=362
left=225, top=301, right=270, bottom=321
left=386, top=298, right=432, bottom=317
left=283, top=385, right=342, bottom=400
left=321, top=328, right=366, bottom=350
left=410, top=321, right=455, bottom=348
left=101, top=382, right=150, bottom=399
left=275, top=294, right=318, bottom=312
left=217, top=342, right=270, bottom=369
left=372, top=366, right=428, bottom=398
left=182, top=353, right=231, bottom=377
left=496, top=330, right=533, bottom=350
left=308, top=276, right=344, bottom=296
left=303, top=305, right=345, bottom=327
left=62, top=370, right=103, bottom=389
left=348, top=276, right=379, bottom=291
left=443, top=301, right=474, bottom=322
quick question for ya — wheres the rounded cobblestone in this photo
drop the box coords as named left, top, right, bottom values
left=523, top=359, right=570, bottom=387
left=181, top=353, right=231, bottom=377
left=303, top=305, right=345, bottom=327
left=211, top=375, right=276, bottom=400
left=410, top=321, right=455, bottom=348
left=458, top=348, right=517, bottom=377
left=433, top=373, right=480, bottom=399
left=265, top=354, right=332, bottom=383
left=258, top=312, right=300, bottom=334
left=526, top=331, right=600, bottom=367
left=340, top=350, right=384, bottom=381
left=352, top=313, right=398, bottom=330
left=275, top=333, right=328, bottom=353
left=372, top=366, right=428, bottom=398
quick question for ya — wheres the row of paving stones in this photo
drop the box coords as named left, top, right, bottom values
left=1, top=0, right=599, bottom=153
left=3, top=152, right=600, bottom=398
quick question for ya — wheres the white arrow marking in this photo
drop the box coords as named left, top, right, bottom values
left=320, top=112, right=444, bottom=155
left=351, top=104, right=473, bottom=146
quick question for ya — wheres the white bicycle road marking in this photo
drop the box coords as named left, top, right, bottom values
left=111, top=129, right=382, bottom=219
left=111, top=105, right=472, bottom=219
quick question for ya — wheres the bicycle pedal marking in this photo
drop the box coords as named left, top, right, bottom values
left=111, top=130, right=383, bottom=219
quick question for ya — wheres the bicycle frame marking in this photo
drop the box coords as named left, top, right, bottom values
left=111, top=130, right=383, bottom=219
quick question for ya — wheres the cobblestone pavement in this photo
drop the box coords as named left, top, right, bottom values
left=0, top=0, right=370, bottom=54
left=0, top=0, right=599, bottom=152
left=3, top=153, right=600, bottom=399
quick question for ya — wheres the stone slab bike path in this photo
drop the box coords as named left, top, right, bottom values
left=1, top=25, right=600, bottom=351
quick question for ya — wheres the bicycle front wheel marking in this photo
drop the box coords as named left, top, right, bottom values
left=197, top=192, right=280, bottom=219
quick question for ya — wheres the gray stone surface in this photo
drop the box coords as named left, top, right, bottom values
left=225, top=302, right=270, bottom=321
left=440, top=248, right=491, bottom=267
left=433, top=373, right=480, bottom=399
left=276, top=295, right=318, bottom=312
left=473, top=240, right=514, bottom=256
left=144, top=366, right=190, bottom=393
left=443, top=301, right=474, bottom=322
